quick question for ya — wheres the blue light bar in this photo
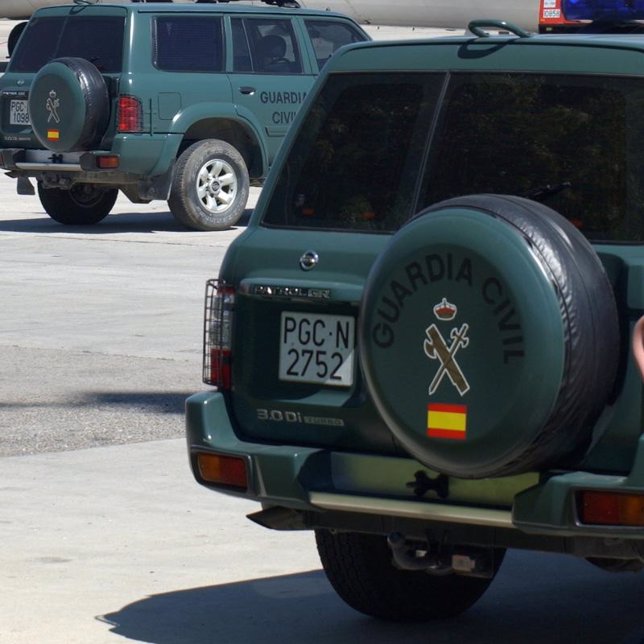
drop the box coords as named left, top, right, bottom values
left=563, top=0, right=644, bottom=21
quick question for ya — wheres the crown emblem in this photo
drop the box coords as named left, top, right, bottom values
left=433, top=298, right=457, bottom=321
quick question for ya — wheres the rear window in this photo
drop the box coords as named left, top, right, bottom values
left=10, top=15, right=124, bottom=73
left=262, top=73, right=443, bottom=231
left=420, top=72, right=644, bottom=243
left=263, top=70, right=644, bottom=242
left=154, top=16, right=224, bottom=72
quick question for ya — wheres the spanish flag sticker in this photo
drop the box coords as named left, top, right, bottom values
left=47, top=130, right=60, bottom=141
left=427, top=402, right=467, bottom=440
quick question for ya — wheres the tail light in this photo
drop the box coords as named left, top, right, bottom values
left=577, top=490, right=644, bottom=527
left=203, top=279, right=235, bottom=389
left=117, top=95, right=143, bottom=133
left=196, top=452, right=248, bottom=490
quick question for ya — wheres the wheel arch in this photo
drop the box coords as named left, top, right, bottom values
left=171, top=110, right=267, bottom=179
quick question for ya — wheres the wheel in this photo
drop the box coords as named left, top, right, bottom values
left=37, top=183, right=118, bottom=225
left=28, top=57, right=109, bottom=152
left=316, top=530, right=504, bottom=621
left=359, top=194, right=619, bottom=478
left=168, top=139, right=250, bottom=231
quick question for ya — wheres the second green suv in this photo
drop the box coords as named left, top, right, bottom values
left=0, top=1, right=367, bottom=230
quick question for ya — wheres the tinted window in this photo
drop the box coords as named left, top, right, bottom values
left=420, top=73, right=644, bottom=243
left=264, top=70, right=644, bottom=241
left=232, top=18, right=302, bottom=74
left=10, top=16, right=124, bottom=73
left=155, top=16, right=223, bottom=72
left=262, top=73, right=442, bottom=231
left=304, top=20, right=366, bottom=70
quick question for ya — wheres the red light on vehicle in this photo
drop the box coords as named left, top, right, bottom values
left=117, top=95, right=143, bottom=133
left=203, top=280, right=235, bottom=389
left=209, top=347, right=231, bottom=389
left=197, top=452, right=248, bottom=490
left=577, top=491, right=644, bottom=526
left=97, top=155, right=120, bottom=169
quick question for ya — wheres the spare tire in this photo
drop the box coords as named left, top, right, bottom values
left=359, top=194, right=619, bottom=479
left=28, top=57, right=109, bottom=152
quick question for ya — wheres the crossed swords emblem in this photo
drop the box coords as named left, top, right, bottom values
left=46, top=90, right=60, bottom=124
left=424, top=322, right=470, bottom=396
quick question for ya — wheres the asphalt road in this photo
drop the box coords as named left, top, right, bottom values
left=0, top=175, right=248, bottom=456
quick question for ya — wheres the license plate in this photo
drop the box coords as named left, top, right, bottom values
left=279, top=312, right=355, bottom=386
left=9, top=99, right=30, bottom=126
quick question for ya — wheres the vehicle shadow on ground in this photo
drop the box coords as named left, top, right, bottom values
left=99, top=552, right=644, bottom=644
left=0, top=208, right=252, bottom=233
left=0, top=391, right=191, bottom=414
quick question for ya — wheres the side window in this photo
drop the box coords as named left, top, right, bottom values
left=231, top=18, right=252, bottom=72
left=304, top=20, right=366, bottom=70
left=154, top=16, right=224, bottom=72
left=237, top=18, right=302, bottom=74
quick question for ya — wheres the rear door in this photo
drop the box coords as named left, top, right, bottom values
left=227, top=16, right=315, bottom=164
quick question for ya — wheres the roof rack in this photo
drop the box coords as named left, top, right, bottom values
left=195, top=0, right=301, bottom=6
left=468, top=19, right=532, bottom=38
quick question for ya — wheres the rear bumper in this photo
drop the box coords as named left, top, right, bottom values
left=0, top=133, right=181, bottom=199
left=187, top=391, right=644, bottom=543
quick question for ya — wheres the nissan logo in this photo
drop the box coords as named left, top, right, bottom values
left=299, top=250, right=319, bottom=271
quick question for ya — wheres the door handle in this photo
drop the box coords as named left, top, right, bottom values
left=239, top=86, right=256, bottom=95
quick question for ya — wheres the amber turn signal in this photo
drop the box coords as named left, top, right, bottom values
left=197, top=452, right=248, bottom=490
left=577, top=491, right=644, bottom=527
left=96, top=155, right=120, bottom=169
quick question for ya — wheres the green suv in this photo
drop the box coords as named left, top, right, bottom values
left=0, top=1, right=367, bottom=230
left=187, top=6, right=644, bottom=622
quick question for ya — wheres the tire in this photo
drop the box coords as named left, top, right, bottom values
left=168, top=139, right=250, bottom=231
left=38, top=183, right=118, bottom=225
left=359, top=194, right=619, bottom=478
left=28, top=57, right=109, bottom=152
left=315, top=530, right=503, bottom=621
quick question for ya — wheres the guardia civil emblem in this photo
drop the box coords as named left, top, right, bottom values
left=423, top=298, right=470, bottom=396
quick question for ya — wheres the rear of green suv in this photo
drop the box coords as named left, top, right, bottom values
left=187, top=16, right=644, bottom=621
left=0, top=1, right=366, bottom=230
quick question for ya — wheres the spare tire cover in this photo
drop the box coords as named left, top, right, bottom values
left=359, top=194, right=619, bottom=478
left=28, top=57, right=109, bottom=152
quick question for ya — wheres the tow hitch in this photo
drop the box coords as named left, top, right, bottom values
left=387, top=532, right=498, bottom=578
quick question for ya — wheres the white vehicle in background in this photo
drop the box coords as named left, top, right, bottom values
left=2, top=0, right=540, bottom=57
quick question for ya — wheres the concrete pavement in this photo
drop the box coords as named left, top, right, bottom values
left=6, top=439, right=644, bottom=643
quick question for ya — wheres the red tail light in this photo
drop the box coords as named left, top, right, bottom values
left=203, top=280, right=235, bottom=389
left=117, top=95, right=143, bottom=133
